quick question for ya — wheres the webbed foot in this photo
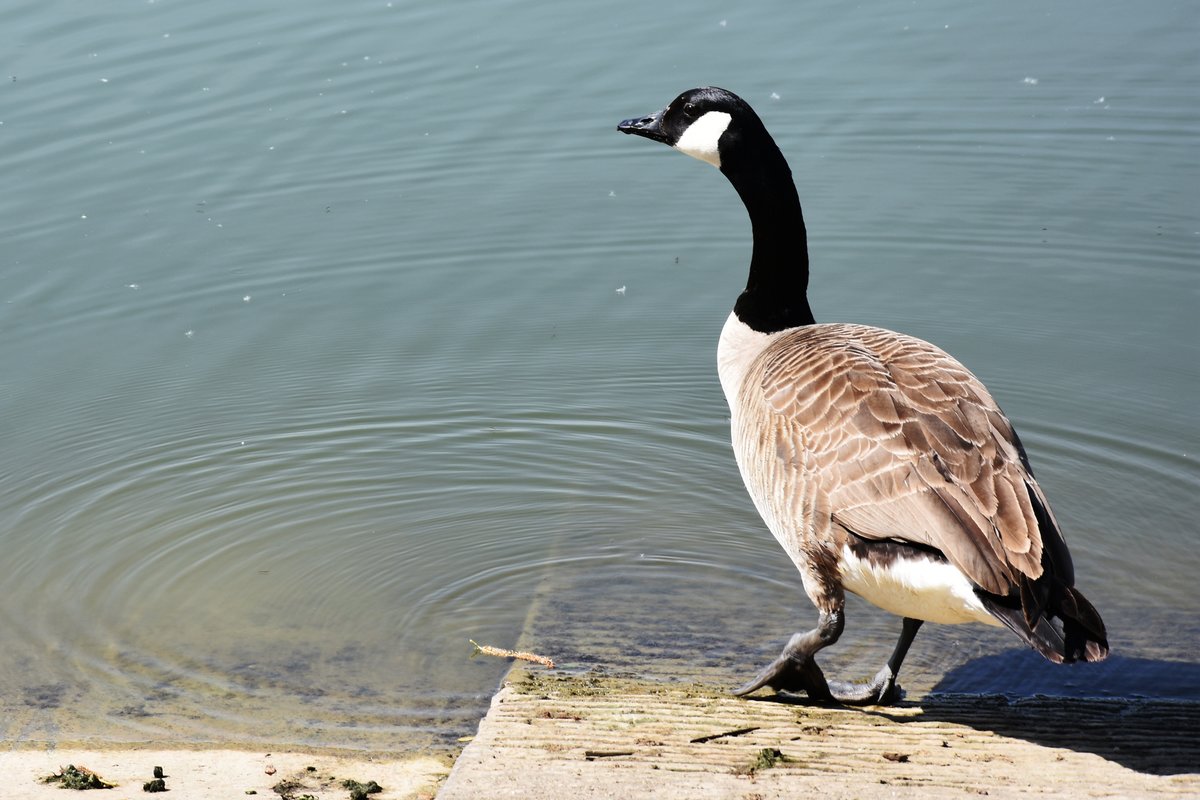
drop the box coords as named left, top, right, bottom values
left=731, top=629, right=835, bottom=701
left=732, top=615, right=920, bottom=707
left=825, top=665, right=904, bottom=706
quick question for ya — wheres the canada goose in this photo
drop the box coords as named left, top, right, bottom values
left=617, top=87, right=1107, bottom=704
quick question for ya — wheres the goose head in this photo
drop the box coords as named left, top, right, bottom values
left=617, top=87, right=814, bottom=333
left=617, top=86, right=775, bottom=173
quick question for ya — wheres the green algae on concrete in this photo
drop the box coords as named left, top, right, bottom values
left=733, top=747, right=790, bottom=776
left=40, top=765, right=115, bottom=791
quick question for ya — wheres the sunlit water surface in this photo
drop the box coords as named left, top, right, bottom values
left=2, top=0, right=1197, bottom=753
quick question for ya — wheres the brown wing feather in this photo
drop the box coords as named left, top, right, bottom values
left=751, top=323, right=1047, bottom=596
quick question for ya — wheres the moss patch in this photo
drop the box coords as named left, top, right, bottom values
left=733, top=748, right=789, bottom=776
left=340, top=778, right=383, bottom=800
left=41, top=765, right=116, bottom=790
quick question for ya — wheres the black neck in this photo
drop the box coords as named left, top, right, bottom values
left=721, top=134, right=815, bottom=333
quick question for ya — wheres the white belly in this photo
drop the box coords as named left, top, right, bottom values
left=838, top=545, right=1002, bottom=627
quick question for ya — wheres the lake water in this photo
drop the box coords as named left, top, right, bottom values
left=2, top=0, right=1197, bottom=755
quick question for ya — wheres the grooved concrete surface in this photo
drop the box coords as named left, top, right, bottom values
left=438, top=671, right=1200, bottom=799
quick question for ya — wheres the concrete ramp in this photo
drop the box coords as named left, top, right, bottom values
left=439, top=669, right=1199, bottom=799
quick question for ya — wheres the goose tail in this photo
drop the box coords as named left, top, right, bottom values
left=980, top=578, right=1108, bottom=664
left=977, top=477, right=1109, bottom=664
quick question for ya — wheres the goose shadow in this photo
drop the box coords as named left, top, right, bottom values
left=909, top=651, right=1200, bottom=776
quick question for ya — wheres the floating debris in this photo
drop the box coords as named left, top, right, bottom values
left=469, top=639, right=555, bottom=668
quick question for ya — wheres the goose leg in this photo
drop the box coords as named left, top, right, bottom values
left=825, top=617, right=923, bottom=705
left=733, top=614, right=923, bottom=706
left=732, top=610, right=844, bottom=701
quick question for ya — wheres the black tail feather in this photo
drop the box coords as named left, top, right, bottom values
left=1059, top=584, right=1108, bottom=662
left=980, top=581, right=1108, bottom=664
left=980, top=479, right=1109, bottom=664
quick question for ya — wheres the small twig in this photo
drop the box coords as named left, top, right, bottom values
left=584, top=750, right=634, bottom=760
left=469, top=640, right=555, bottom=669
left=691, top=726, right=760, bottom=744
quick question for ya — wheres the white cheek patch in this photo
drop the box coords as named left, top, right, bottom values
left=674, top=110, right=731, bottom=168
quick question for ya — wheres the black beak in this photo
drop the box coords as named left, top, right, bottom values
left=617, top=107, right=669, bottom=144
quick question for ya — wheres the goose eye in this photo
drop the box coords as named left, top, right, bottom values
left=683, top=102, right=696, bottom=115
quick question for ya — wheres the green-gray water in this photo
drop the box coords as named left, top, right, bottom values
left=2, top=0, right=1197, bottom=754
